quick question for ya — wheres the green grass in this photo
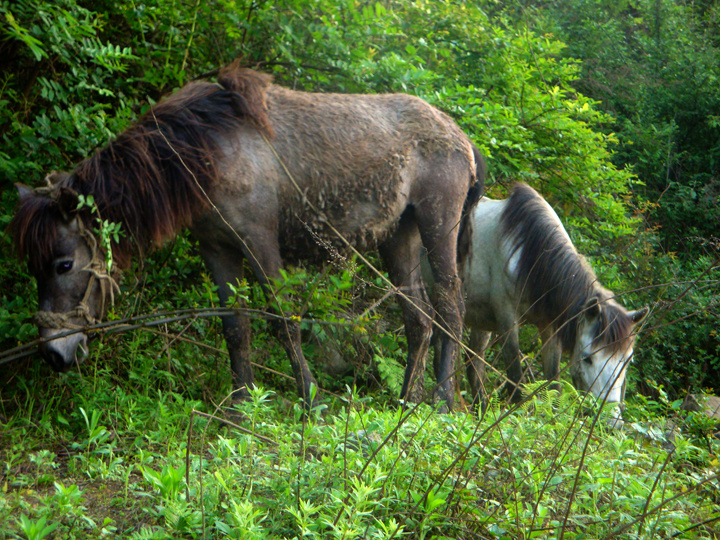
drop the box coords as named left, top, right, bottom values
left=1, top=351, right=719, bottom=539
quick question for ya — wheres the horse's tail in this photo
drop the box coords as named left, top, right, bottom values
left=457, top=145, right=486, bottom=276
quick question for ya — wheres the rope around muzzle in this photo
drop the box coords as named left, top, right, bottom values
left=34, top=217, right=121, bottom=331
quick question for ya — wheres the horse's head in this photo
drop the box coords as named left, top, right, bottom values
left=571, top=295, right=649, bottom=426
left=12, top=179, right=115, bottom=372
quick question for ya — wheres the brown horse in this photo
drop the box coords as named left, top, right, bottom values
left=10, top=62, right=484, bottom=411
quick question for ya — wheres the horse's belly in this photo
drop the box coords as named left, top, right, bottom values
left=278, top=197, right=407, bottom=263
left=463, top=246, right=516, bottom=333
left=464, top=299, right=499, bottom=331
left=277, top=165, right=413, bottom=262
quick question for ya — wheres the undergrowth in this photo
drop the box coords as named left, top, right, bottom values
left=1, top=0, right=719, bottom=537
left=1, top=372, right=718, bottom=539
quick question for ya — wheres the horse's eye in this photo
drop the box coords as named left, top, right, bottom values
left=56, top=260, right=74, bottom=275
left=582, top=355, right=593, bottom=365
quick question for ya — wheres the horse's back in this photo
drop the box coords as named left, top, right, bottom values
left=264, top=86, right=475, bottom=191
left=269, top=86, right=470, bottom=149
left=212, top=82, right=478, bottom=262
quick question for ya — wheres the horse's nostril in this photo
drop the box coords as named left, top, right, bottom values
left=40, top=332, right=88, bottom=372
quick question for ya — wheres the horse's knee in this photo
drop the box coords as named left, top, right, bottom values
left=224, top=319, right=250, bottom=351
left=408, top=312, right=433, bottom=344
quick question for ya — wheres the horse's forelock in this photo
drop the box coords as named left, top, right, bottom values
left=10, top=194, right=63, bottom=275
left=595, top=298, right=635, bottom=354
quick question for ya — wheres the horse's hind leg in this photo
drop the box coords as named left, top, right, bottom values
left=415, top=171, right=467, bottom=412
left=379, top=212, right=434, bottom=406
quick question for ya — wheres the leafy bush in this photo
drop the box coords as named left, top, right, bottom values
left=1, top=1, right=719, bottom=536
left=496, top=0, right=720, bottom=396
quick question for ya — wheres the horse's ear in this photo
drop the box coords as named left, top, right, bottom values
left=45, top=170, right=70, bottom=185
left=15, top=183, right=34, bottom=201
left=583, top=296, right=601, bottom=320
left=56, top=186, right=80, bottom=220
left=629, top=306, right=649, bottom=325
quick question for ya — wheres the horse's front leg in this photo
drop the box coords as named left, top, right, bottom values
left=199, top=246, right=254, bottom=401
left=241, top=234, right=319, bottom=411
left=540, top=328, right=562, bottom=394
left=466, top=329, right=492, bottom=413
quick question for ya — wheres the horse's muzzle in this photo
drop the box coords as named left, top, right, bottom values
left=39, top=330, right=89, bottom=371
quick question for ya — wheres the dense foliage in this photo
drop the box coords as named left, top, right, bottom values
left=2, top=0, right=717, bottom=396
left=1, top=0, right=719, bottom=537
left=494, top=0, right=720, bottom=396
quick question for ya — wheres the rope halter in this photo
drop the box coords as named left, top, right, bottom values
left=34, top=215, right=121, bottom=331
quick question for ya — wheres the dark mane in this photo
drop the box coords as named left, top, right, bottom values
left=10, top=62, right=272, bottom=272
left=501, top=183, right=633, bottom=352
left=593, top=291, right=635, bottom=353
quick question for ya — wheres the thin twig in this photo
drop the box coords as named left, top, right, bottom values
left=670, top=514, right=720, bottom=537
left=190, top=409, right=278, bottom=446
left=637, top=448, right=675, bottom=537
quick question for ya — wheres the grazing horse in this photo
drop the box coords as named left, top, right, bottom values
left=10, top=62, right=484, bottom=411
left=455, top=183, right=647, bottom=423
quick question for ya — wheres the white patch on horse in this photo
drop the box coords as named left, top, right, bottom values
left=505, top=241, right=522, bottom=280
